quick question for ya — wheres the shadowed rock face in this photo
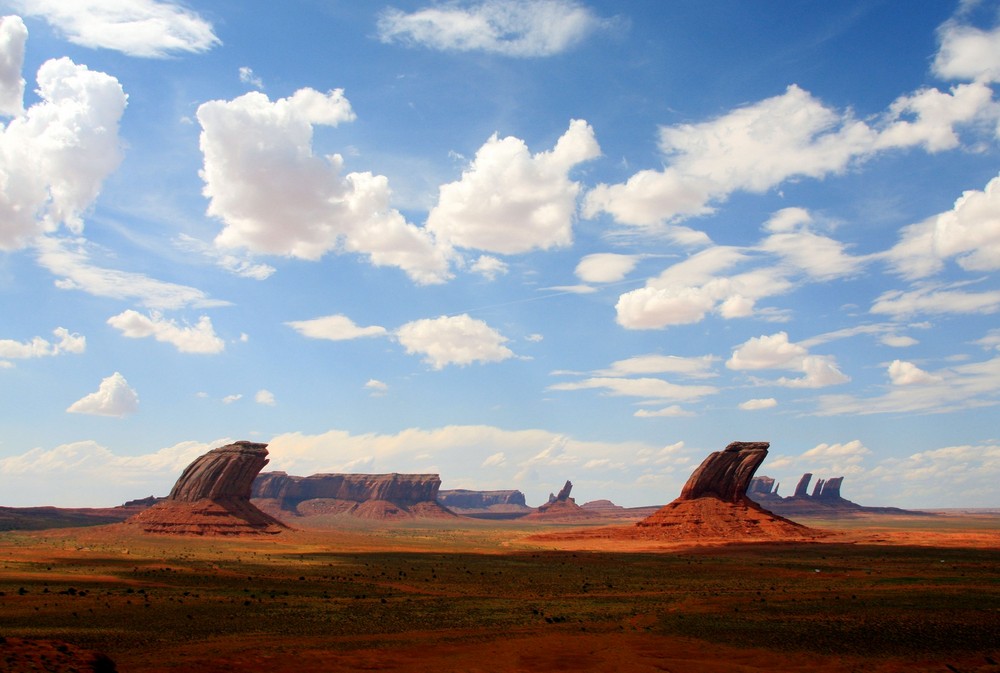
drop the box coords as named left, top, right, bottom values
left=253, top=472, right=441, bottom=505
left=678, top=441, right=770, bottom=503
left=437, top=489, right=527, bottom=509
left=793, top=472, right=813, bottom=498
left=170, top=441, right=270, bottom=501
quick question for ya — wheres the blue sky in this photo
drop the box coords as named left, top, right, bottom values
left=1, top=0, right=999, bottom=509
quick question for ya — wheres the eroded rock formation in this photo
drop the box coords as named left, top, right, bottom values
left=251, top=472, right=454, bottom=521
left=637, top=441, right=820, bottom=539
left=747, top=473, right=930, bottom=517
left=526, top=479, right=598, bottom=520
left=125, top=441, right=287, bottom=535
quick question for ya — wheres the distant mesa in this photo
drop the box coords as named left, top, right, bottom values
left=748, top=472, right=932, bottom=517
left=125, top=441, right=287, bottom=535
left=437, top=489, right=532, bottom=519
left=636, top=441, right=822, bottom=540
left=251, top=472, right=455, bottom=521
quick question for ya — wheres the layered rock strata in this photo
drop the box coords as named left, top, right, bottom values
left=125, top=442, right=287, bottom=535
left=637, top=441, right=818, bottom=539
left=437, top=489, right=532, bottom=518
left=251, top=472, right=454, bottom=521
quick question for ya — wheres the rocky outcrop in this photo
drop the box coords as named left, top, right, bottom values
left=251, top=472, right=454, bottom=521
left=125, top=442, right=287, bottom=535
left=525, top=479, right=597, bottom=520
left=0, top=637, right=117, bottom=672
left=637, top=441, right=820, bottom=539
left=747, top=475, right=775, bottom=496
left=747, top=473, right=931, bottom=517
left=678, top=441, right=770, bottom=503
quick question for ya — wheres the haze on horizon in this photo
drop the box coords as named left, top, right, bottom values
left=1, top=0, right=999, bottom=510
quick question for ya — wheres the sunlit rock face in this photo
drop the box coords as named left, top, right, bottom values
left=678, top=441, right=770, bottom=503
left=125, top=441, right=287, bottom=535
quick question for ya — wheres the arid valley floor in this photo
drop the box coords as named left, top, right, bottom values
left=0, top=513, right=998, bottom=673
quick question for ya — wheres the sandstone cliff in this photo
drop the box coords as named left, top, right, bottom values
left=251, top=471, right=454, bottom=521
left=436, top=489, right=532, bottom=519
left=748, top=473, right=930, bottom=517
left=525, top=479, right=597, bottom=520
left=637, top=441, right=820, bottom=539
left=125, top=441, right=287, bottom=535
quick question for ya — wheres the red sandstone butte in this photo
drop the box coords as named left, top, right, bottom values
left=125, top=441, right=287, bottom=535
left=637, top=441, right=820, bottom=540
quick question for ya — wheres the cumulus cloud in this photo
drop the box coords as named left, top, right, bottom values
left=198, top=88, right=453, bottom=284
left=376, top=0, right=613, bottom=57
left=633, top=405, right=695, bottom=418
left=107, top=310, right=225, bottom=354
left=887, top=173, right=1000, bottom=279
left=285, top=314, right=388, bottom=341
left=238, top=66, right=263, bottom=89
left=727, top=331, right=850, bottom=389
left=759, top=207, right=865, bottom=281
left=10, top=0, right=219, bottom=58
left=470, top=255, right=508, bottom=280
left=739, top=397, right=777, bottom=410
left=66, top=372, right=139, bottom=417
left=365, top=379, right=388, bottom=396
left=933, top=19, right=1000, bottom=82
left=396, top=314, right=514, bottom=369
left=0, top=15, right=26, bottom=116
left=575, top=253, right=638, bottom=283
left=255, top=389, right=276, bottom=406
left=0, top=55, right=126, bottom=250
left=888, top=359, right=942, bottom=386
left=585, top=81, right=998, bottom=227
left=549, top=376, right=716, bottom=402
left=427, top=119, right=600, bottom=254
left=36, top=237, right=226, bottom=309
left=0, top=326, right=84, bottom=366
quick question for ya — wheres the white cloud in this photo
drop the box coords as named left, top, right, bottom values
left=739, top=397, right=777, bottom=410
left=481, top=451, right=506, bottom=467
left=548, top=376, right=716, bottom=402
left=174, top=234, right=275, bottom=280
left=427, top=119, right=600, bottom=254
left=881, top=334, right=919, bottom=347
left=933, top=20, right=1000, bottom=83
left=887, top=173, right=1000, bottom=279
left=887, top=359, right=942, bottom=386
left=365, top=379, right=388, bottom=396
left=470, top=254, right=508, bottom=280
left=286, top=314, right=388, bottom=341
left=0, top=55, right=126, bottom=250
left=255, top=389, right=276, bottom=406
left=66, top=372, right=138, bottom=417
left=974, top=328, right=1000, bottom=351
left=871, top=283, right=1000, bottom=317
left=0, top=326, right=84, bottom=366
left=816, top=354, right=1000, bottom=416
left=759, top=207, right=865, bottom=281
left=396, top=314, right=514, bottom=369
left=36, top=238, right=227, bottom=309
left=376, top=0, right=612, bottom=57
left=575, top=253, right=638, bottom=283
left=597, top=353, right=717, bottom=379
left=10, top=0, right=219, bottom=58
left=107, top=310, right=225, bottom=354
left=238, top=66, right=263, bottom=89
left=728, top=331, right=850, bottom=389
left=585, top=82, right=998, bottom=227
left=222, top=393, right=242, bottom=404
left=0, top=15, right=27, bottom=117
left=199, top=88, right=453, bottom=284
left=633, top=405, right=695, bottom=418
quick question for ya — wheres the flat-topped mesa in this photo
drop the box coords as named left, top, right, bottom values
left=678, top=441, right=770, bottom=503
left=253, top=472, right=441, bottom=505
left=170, top=441, right=270, bottom=502
left=437, top=489, right=527, bottom=509
left=125, top=441, right=286, bottom=535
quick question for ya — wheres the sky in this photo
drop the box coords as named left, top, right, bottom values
left=1, top=0, right=999, bottom=510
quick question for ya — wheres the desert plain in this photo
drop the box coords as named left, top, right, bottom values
left=0, top=511, right=998, bottom=673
